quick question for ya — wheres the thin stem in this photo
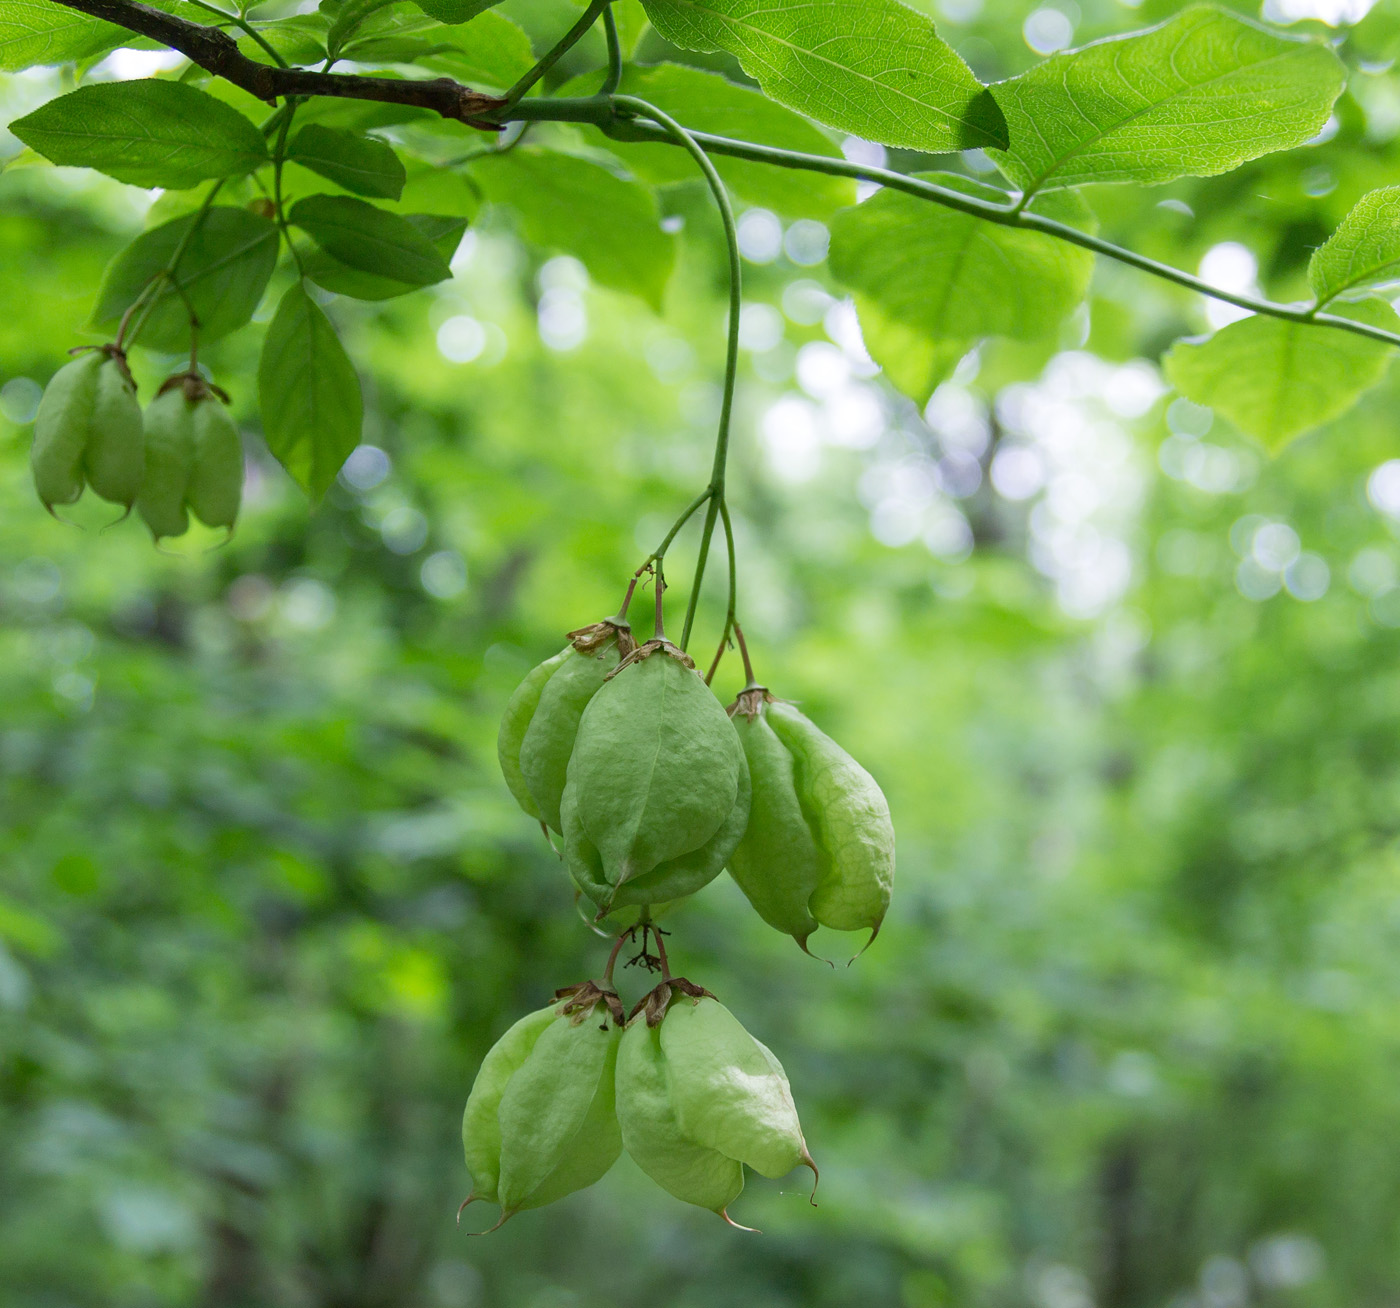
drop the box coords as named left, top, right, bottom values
left=602, top=927, right=634, bottom=984
left=503, top=0, right=609, bottom=108
left=614, top=574, right=639, bottom=623
left=182, top=0, right=287, bottom=65
left=599, top=118, right=1398, bottom=346
left=600, top=2, right=621, bottom=96
left=653, top=562, right=666, bottom=639
left=638, top=488, right=712, bottom=572
left=613, top=96, right=742, bottom=652
left=733, top=620, right=757, bottom=686
left=647, top=923, right=672, bottom=981
left=124, top=181, right=224, bottom=349
left=703, top=499, right=737, bottom=687
left=271, top=101, right=305, bottom=275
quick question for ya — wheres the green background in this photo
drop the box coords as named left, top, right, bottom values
left=6, top=0, right=1400, bottom=1303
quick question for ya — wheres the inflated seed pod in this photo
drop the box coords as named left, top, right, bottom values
left=615, top=982, right=815, bottom=1226
left=187, top=393, right=243, bottom=531
left=138, top=374, right=242, bottom=541
left=497, top=620, right=635, bottom=830
left=137, top=385, right=195, bottom=541
left=727, top=687, right=894, bottom=956
left=460, top=980, right=624, bottom=1227
left=31, top=349, right=143, bottom=511
left=561, top=640, right=750, bottom=916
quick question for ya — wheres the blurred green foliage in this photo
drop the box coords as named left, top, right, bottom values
left=7, top=0, right=1400, bottom=1304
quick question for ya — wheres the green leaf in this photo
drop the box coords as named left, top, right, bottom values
left=324, top=0, right=397, bottom=56
left=473, top=146, right=674, bottom=310
left=989, top=5, right=1346, bottom=195
left=289, top=194, right=453, bottom=287
left=1309, top=186, right=1400, bottom=305
left=637, top=0, right=1006, bottom=153
left=8, top=80, right=268, bottom=189
left=90, top=206, right=278, bottom=353
left=258, top=282, right=363, bottom=498
left=0, top=0, right=209, bottom=71
left=560, top=63, right=855, bottom=219
left=411, top=0, right=499, bottom=21
left=0, top=0, right=120, bottom=70
left=1162, top=300, right=1398, bottom=451
left=829, top=174, right=1095, bottom=401
left=855, top=306, right=972, bottom=407
left=420, top=10, right=534, bottom=87
left=304, top=213, right=467, bottom=299
left=289, top=125, right=406, bottom=200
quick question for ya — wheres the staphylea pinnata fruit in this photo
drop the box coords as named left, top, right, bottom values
left=460, top=979, right=624, bottom=1229
left=561, top=638, right=750, bottom=917
left=727, top=686, right=895, bottom=956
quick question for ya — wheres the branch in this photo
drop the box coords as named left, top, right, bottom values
left=37, top=0, right=1400, bottom=352
left=47, top=0, right=506, bottom=123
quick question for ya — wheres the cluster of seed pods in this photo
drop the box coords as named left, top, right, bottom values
left=30, top=344, right=243, bottom=542
left=471, top=596, right=896, bottom=1227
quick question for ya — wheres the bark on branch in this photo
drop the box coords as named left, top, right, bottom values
left=47, top=0, right=507, bottom=124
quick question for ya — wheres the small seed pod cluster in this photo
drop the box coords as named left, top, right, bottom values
left=462, top=965, right=815, bottom=1230
left=29, top=346, right=244, bottom=542
left=473, top=588, right=896, bottom=1227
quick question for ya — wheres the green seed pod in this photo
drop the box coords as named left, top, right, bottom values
left=497, top=620, right=635, bottom=830
left=137, top=385, right=195, bottom=541
left=31, top=349, right=143, bottom=511
left=139, top=374, right=241, bottom=541
left=187, top=392, right=243, bottom=531
left=460, top=981, right=624, bottom=1228
left=727, top=688, right=895, bottom=956
left=561, top=640, right=750, bottom=915
left=615, top=982, right=816, bottom=1226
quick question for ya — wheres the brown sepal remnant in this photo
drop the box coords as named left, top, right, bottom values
left=555, top=979, right=625, bottom=1026
left=156, top=371, right=230, bottom=404
left=567, top=618, right=636, bottom=660
left=727, top=684, right=773, bottom=722
left=606, top=637, right=695, bottom=682
left=626, top=976, right=715, bottom=1027
left=70, top=342, right=137, bottom=390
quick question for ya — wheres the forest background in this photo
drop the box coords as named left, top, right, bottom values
left=5, top=0, right=1400, bottom=1303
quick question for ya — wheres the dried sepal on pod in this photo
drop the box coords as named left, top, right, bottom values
left=727, top=686, right=894, bottom=958
left=496, top=618, right=636, bottom=831
left=561, top=639, right=750, bottom=916
left=460, top=980, right=625, bottom=1230
left=138, top=372, right=242, bottom=541
left=31, top=345, right=144, bottom=513
left=615, top=981, right=816, bottom=1228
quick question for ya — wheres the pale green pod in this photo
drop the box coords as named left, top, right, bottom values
left=496, top=1006, right=621, bottom=1213
left=460, top=983, right=623, bottom=1227
left=31, top=354, right=98, bottom=510
left=563, top=756, right=749, bottom=911
left=82, top=356, right=145, bottom=508
left=561, top=642, right=749, bottom=914
left=728, top=706, right=822, bottom=946
left=31, top=351, right=143, bottom=511
left=137, top=387, right=196, bottom=541
left=461, top=1005, right=557, bottom=1204
left=615, top=1014, right=744, bottom=1216
left=767, top=699, right=894, bottom=938
left=496, top=621, right=633, bottom=829
left=661, top=997, right=814, bottom=1183
left=519, top=644, right=619, bottom=831
left=727, top=690, right=894, bottom=954
left=187, top=395, right=243, bottom=530
left=497, top=651, right=568, bottom=822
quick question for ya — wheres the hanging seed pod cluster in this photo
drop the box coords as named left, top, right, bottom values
left=28, top=343, right=244, bottom=542
left=469, top=577, right=895, bottom=1229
